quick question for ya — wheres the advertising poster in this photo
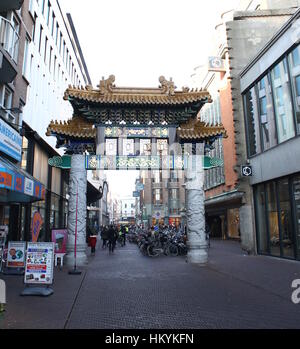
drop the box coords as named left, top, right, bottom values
left=24, top=242, right=54, bottom=285
left=7, top=241, right=26, bottom=268
left=31, top=211, right=43, bottom=242
left=51, top=230, right=68, bottom=254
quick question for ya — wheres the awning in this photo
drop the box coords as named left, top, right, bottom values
left=87, top=181, right=102, bottom=205
left=0, top=156, right=46, bottom=203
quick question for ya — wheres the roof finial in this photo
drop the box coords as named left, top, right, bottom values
left=159, top=76, right=176, bottom=96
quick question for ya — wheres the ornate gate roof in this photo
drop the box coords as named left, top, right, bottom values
left=46, top=75, right=227, bottom=153
left=62, top=75, right=212, bottom=126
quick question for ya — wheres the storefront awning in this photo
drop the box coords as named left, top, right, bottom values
left=0, top=156, right=46, bottom=203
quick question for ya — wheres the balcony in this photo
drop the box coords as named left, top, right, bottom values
left=0, top=17, right=19, bottom=83
left=0, top=0, right=23, bottom=11
left=167, top=181, right=180, bottom=189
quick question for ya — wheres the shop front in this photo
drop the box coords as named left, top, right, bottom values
left=0, top=155, right=46, bottom=242
left=254, top=173, right=300, bottom=261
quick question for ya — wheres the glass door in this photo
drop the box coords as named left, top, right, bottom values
left=292, top=175, right=300, bottom=259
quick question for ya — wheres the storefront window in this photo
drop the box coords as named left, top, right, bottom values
left=21, top=137, right=28, bottom=171
left=266, top=182, right=280, bottom=257
left=255, top=184, right=268, bottom=254
left=270, top=59, right=295, bottom=143
left=244, top=87, right=261, bottom=156
left=50, top=194, right=60, bottom=230
left=288, top=45, right=300, bottom=135
left=257, top=75, right=277, bottom=151
left=292, top=175, right=300, bottom=259
left=278, top=178, right=294, bottom=259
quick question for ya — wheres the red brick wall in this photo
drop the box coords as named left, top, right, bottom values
left=205, top=79, right=238, bottom=199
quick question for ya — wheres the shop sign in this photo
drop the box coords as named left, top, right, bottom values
left=31, top=212, right=43, bottom=242
left=0, top=118, right=22, bottom=162
left=7, top=241, right=26, bottom=268
left=34, top=182, right=41, bottom=198
left=14, top=174, right=24, bottom=192
left=24, top=178, right=34, bottom=196
left=51, top=230, right=68, bottom=254
left=24, top=242, right=54, bottom=285
left=0, top=171, right=13, bottom=189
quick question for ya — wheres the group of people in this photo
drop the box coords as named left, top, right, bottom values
left=100, top=225, right=128, bottom=254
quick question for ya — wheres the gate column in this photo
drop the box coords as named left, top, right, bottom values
left=65, top=154, right=88, bottom=267
left=185, top=155, right=208, bottom=265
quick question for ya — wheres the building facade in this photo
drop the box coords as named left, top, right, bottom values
left=191, top=0, right=299, bottom=249
left=240, top=8, right=300, bottom=260
left=22, top=0, right=91, bottom=148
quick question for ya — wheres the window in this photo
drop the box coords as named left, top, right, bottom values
left=0, top=85, right=13, bottom=122
left=22, top=37, right=30, bottom=79
left=44, top=36, right=48, bottom=63
left=270, top=59, right=295, bottom=143
left=46, top=1, right=51, bottom=26
left=49, top=46, right=53, bottom=71
left=257, top=75, right=277, bottom=151
left=51, top=12, right=55, bottom=36
left=21, top=137, right=28, bottom=171
left=38, top=25, right=43, bottom=53
left=244, top=87, right=261, bottom=156
left=42, top=0, right=46, bottom=14
left=266, top=182, right=280, bottom=257
left=105, top=139, right=117, bottom=155
left=32, top=13, right=37, bottom=43
left=55, top=23, right=59, bottom=45
left=254, top=184, right=268, bottom=254
left=140, top=139, right=151, bottom=155
left=288, top=45, right=300, bottom=134
left=122, top=139, right=134, bottom=156
left=59, top=32, right=62, bottom=54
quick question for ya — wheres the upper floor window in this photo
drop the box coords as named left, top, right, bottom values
left=288, top=45, right=300, bottom=135
left=270, top=59, right=295, bottom=143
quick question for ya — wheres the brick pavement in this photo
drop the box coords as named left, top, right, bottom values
left=1, top=240, right=300, bottom=329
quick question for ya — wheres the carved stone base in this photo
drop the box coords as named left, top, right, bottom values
left=187, top=242, right=208, bottom=265
left=65, top=235, right=88, bottom=267
left=66, top=154, right=88, bottom=267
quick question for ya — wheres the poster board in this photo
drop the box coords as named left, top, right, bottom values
left=51, top=230, right=68, bottom=254
left=24, top=242, right=54, bottom=285
left=7, top=241, right=26, bottom=268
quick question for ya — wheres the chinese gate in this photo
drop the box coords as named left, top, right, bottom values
left=47, top=75, right=227, bottom=266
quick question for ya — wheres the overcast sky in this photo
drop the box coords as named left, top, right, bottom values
left=60, top=0, right=241, bottom=197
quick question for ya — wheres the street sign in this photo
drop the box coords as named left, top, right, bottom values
left=133, top=191, right=140, bottom=198
left=241, top=165, right=253, bottom=177
left=136, top=183, right=144, bottom=191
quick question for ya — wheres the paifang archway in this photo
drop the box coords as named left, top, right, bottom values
left=47, top=75, right=227, bottom=266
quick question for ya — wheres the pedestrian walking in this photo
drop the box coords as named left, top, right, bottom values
left=101, top=226, right=109, bottom=249
left=107, top=225, right=118, bottom=254
left=121, top=225, right=126, bottom=246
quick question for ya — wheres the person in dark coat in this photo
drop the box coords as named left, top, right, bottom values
left=101, top=226, right=109, bottom=249
left=107, top=225, right=118, bottom=254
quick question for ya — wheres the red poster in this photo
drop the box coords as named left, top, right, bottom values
left=31, top=212, right=43, bottom=242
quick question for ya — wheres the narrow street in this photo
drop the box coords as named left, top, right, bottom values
left=1, top=240, right=300, bottom=329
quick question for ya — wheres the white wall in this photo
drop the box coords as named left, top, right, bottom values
left=22, top=0, right=89, bottom=149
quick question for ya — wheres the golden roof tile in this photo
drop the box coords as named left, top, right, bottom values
left=177, top=118, right=228, bottom=140
left=64, top=75, right=212, bottom=106
left=46, top=116, right=96, bottom=138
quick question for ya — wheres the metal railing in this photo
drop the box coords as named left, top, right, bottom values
left=0, top=16, right=19, bottom=63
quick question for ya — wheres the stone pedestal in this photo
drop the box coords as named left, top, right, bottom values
left=185, top=155, right=208, bottom=265
left=65, top=154, right=88, bottom=267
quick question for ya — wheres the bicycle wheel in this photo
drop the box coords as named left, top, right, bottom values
left=147, top=245, right=159, bottom=257
left=168, top=244, right=179, bottom=257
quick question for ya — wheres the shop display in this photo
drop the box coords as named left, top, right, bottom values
left=24, top=242, right=54, bottom=285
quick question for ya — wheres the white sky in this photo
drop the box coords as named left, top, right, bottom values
left=60, top=0, right=241, bottom=198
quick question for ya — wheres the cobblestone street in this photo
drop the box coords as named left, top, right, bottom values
left=1, top=240, right=300, bottom=329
